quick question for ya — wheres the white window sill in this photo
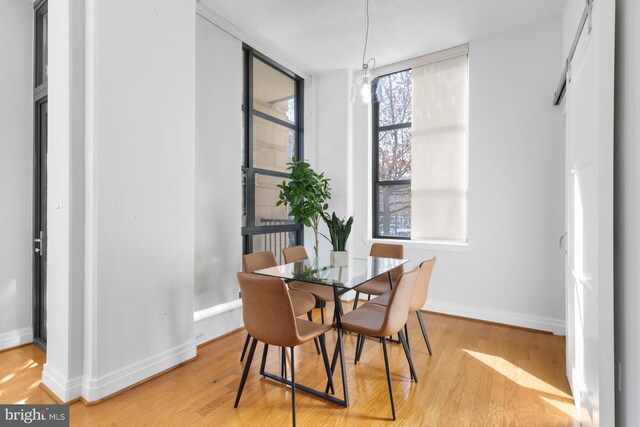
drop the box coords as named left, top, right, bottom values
left=366, top=238, right=471, bottom=252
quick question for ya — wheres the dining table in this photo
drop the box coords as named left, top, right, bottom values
left=253, top=254, right=409, bottom=408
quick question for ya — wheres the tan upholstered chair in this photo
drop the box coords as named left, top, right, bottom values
left=239, top=252, right=317, bottom=362
left=367, top=257, right=437, bottom=355
left=352, top=243, right=404, bottom=310
left=282, top=246, right=337, bottom=324
left=336, top=267, right=419, bottom=420
left=234, top=273, right=334, bottom=426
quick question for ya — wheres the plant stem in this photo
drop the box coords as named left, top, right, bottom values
left=312, top=216, right=319, bottom=259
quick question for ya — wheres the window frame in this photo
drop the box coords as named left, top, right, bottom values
left=241, top=45, right=305, bottom=255
left=370, top=45, right=470, bottom=243
left=371, top=69, right=412, bottom=240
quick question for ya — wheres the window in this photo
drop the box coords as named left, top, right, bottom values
left=372, top=49, right=469, bottom=242
left=242, top=46, right=304, bottom=261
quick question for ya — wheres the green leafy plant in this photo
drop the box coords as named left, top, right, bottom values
left=292, top=265, right=330, bottom=283
left=276, top=158, right=331, bottom=258
left=322, top=212, right=354, bottom=252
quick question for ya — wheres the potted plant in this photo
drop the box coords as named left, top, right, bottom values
left=322, top=212, right=353, bottom=266
left=276, top=158, right=331, bottom=259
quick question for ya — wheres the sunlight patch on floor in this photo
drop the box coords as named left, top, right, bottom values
left=539, top=396, right=579, bottom=420
left=463, top=349, right=572, bottom=399
left=0, top=373, right=15, bottom=384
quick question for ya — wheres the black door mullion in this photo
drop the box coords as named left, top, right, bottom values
left=295, top=79, right=304, bottom=246
left=253, top=110, right=297, bottom=130
left=244, top=48, right=255, bottom=254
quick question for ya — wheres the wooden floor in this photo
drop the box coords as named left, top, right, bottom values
left=0, top=306, right=578, bottom=426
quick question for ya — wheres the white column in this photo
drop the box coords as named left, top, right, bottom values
left=43, top=0, right=86, bottom=402
left=81, top=0, right=196, bottom=402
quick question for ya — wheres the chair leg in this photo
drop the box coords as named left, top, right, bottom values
left=416, top=311, right=433, bottom=355
left=367, top=294, right=371, bottom=301
left=260, top=343, right=269, bottom=375
left=381, top=338, right=396, bottom=420
left=307, top=311, right=321, bottom=354
left=234, top=338, right=258, bottom=408
left=352, top=291, right=360, bottom=310
left=355, top=334, right=366, bottom=365
left=398, top=330, right=418, bottom=383
left=320, top=305, right=325, bottom=324
left=290, top=347, right=296, bottom=427
left=404, top=323, right=410, bottom=352
left=319, top=334, right=334, bottom=394
left=240, top=333, right=251, bottom=362
left=354, top=334, right=361, bottom=365
left=281, top=347, right=287, bottom=378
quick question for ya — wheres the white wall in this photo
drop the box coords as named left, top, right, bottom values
left=0, top=0, right=33, bottom=350
left=614, top=0, right=640, bottom=424
left=195, top=15, right=243, bottom=311
left=194, top=15, right=243, bottom=344
left=313, top=70, right=354, bottom=256
left=79, top=0, right=196, bottom=402
left=345, top=17, right=566, bottom=333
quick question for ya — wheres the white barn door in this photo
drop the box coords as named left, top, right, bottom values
left=564, top=0, right=615, bottom=425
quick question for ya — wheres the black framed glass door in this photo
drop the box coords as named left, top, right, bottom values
left=33, top=0, right=48, bottom=351
left=241, top=46, right=304, bottom=263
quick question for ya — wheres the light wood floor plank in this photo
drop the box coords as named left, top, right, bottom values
left=0, top=306, right=577, bottom=425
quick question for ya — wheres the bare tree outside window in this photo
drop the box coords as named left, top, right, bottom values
left=374, top=70, right=412, bottom=237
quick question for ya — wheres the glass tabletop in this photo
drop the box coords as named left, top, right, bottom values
left=254, top=255, right=408, bottom=290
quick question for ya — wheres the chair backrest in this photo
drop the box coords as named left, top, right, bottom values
left=237, top=272, right=301, bottom=347
left=242, top=251, right=277, bottom=273
left=410, top=257, right=436, bottom=312
left=370, top=243, right=404, bottom=282
left=379, top=267, right=419, bottom=337
left=282, top=245, right=308, bottom=264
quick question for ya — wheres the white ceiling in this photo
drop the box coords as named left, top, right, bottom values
left=199, top=0, right=565, bottom=75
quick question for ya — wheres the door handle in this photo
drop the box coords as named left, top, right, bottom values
left=34, top=231, right=44, bottom=256
left=559, top=232, right=567, bottom=254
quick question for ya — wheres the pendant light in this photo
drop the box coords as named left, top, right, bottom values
left=352, top=0, right=376, bottom=104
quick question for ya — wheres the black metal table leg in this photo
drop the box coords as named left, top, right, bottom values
left=332, top=286, right=349, bottom=406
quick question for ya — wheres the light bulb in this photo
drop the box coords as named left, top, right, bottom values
left=360, top=66, right=371, bottom=104
left=360, top=80, right=371, bottom=104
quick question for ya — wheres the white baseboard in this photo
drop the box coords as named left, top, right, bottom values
left=194, top=299, right=243, bottom=346
left=424, top=299, right=566, bottom=335
left=81, top=341, right=197, bottom=402
left=42, top=364, right=83, bottom=402
left=0, top=327, right=33, bottom=351
left=193, top=299, right=244, bottom=345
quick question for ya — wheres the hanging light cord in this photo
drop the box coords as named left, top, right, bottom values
left=361, top=0, right=375, bottom=71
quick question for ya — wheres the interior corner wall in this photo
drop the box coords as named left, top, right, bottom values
left=81, top=0, right=196, bottom=402
left=346, top=17, right=566, bottom=333
left=614, top=0, right=640, bottom=424
left=313, top=69, right=353, bottom=257
left=0, top=0, right=34, bottom=351
left=193, top=5, right=318, bottom=343
left=194, top=14, right=243, bottom=344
